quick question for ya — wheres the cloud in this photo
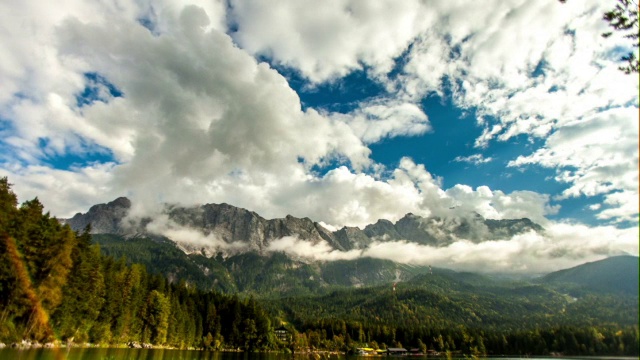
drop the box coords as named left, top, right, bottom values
left=453, top=154, right=493, bottom=165
left=260, top=224, right=638, bottom=274
left=145, top=213, right=251, bottom=255
left=391, top=0, right=638, bottom=225
left=330, top=100, right=430, bottom=144
left=0, top=162, right=117, bottom=217
left=0, top=0, right=555, bottom=230
left=228, top=0, right=431, bottom=83
left=360, top=221, right=638, bottom=273
left=266, top=236, right=362, bottom=262
left=225, top=0, right=638, bottom=225
left=509, top=107, right=638, bottom=223
left=443, top=184, right=559, bottom=225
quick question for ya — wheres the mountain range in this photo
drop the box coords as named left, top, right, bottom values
left=64, top=196, right=544, bottom=253
left=62, top=197, right=637, bottom=299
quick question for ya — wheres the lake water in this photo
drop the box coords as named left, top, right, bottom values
left=0, top=349, right=294, bottom=360
left=0, top=349, right=635, bottom=360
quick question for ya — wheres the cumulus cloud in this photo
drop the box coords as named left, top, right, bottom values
left=226, top=0, right=638, bottom=224
left=395, top=0, right=638, bottom=223
left=0, top=162, right=118, bottom=217
left=443, top=185, right=559, bottom=225
left=509, top=107, right=638, bottom=223
left=228, top=0, right=431, bottom=82
left=0, top=0, right=555, bottom=230
left=330, top=100, right=430, bottom=144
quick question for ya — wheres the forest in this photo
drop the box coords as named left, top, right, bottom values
left=0, top=177, right=638, bottom=356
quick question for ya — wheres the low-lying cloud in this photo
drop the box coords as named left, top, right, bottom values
left=141, top=209, right=638, bottom=274
left=145, top=214, right=251, bottom=255
left=266, top=236, right=362, bottom=262
left=360, top=223, right=638, bottom=274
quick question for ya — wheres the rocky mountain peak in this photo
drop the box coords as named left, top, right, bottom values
left=64, top=197, right=545, bottom=257
left=66, top=196, right=131, bottom=234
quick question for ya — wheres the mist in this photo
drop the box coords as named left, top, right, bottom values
left=141, top=207, right=638, bottom=274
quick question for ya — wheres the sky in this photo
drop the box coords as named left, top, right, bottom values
left=0, top=0, right=638, bottom=272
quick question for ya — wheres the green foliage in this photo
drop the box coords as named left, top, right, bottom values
left=539, top=255, right=639, bottom=296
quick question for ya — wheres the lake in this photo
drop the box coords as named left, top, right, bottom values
left=0, top=349, right=636, bottom=360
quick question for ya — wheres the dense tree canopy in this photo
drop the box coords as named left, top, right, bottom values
left=0, top=177, right=273, bottom=350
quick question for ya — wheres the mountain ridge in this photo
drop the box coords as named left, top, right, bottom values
left=539, top=255, right=639, bottom=296
left=64, top=196, right=545, bottom=254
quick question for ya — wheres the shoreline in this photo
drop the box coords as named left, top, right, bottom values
left=0, top=340, right=345, bottom=355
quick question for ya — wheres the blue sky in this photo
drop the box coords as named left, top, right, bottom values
left=0, top=0, right=637, bottom=271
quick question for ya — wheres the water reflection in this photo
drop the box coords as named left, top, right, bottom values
left=0, top=349, right=636, bottom=360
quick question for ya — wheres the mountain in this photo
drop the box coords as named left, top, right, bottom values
left=92, top=234, right=430, bottom=295
left=165, top=202, right=342, bottom=251
left=63, top=197, right=547, bottom=293
left=64, top=197, right=133, bottom=234
left=65, top=197, right=544, bottom=253
left=539, top=255, right=639, bottom=296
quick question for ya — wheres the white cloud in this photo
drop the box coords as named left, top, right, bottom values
left=225, top=0, right=638, bottom=226
left=360, top=221, right=638, bottom=274
left=145, top=213, right=251, bottom=255
left=392, top=0, right=639, bottom=225
left=0, top=162, right=117, bottom=217
left=509, top=107, right=638, bottom=222
left=330, top=100, right=430, bottom=144
left=194, top=220, right=638, bottom=274
left=2, top=1, right=547, bottom=229
left=442, top=184, right=558, bottom=225
left=453, top=154, right=493, bottom=165
left=229, top=0, right=431, bottom=83
left=266, top=236, right=362, bottom=262
left=268, top=223, right=638, bottom=274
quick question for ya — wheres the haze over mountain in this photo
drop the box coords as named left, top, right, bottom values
left=64, top=197, right=631, bottom=274
left=539, top=255, right=639, bottom=296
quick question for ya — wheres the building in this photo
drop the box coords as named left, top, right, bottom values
left=274, top=326, right=290, bottom=342
left=387, top=347, right=408, bottom=356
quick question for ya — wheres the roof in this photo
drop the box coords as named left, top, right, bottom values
left=387, top=348, right=408, bottom=352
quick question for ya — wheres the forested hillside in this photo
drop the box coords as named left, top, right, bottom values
left=0, top=178, right=273, bottom=350
left=0, top=177, right=638, bottom=356
left=92, top=234, right=430, bottom=295
left=539, top=255, right=639, bottom=296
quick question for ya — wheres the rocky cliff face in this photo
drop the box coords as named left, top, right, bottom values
left=339, top=212, right=543, bottom=247
left=65, top=197, right=544, bottom=254
left=64, top=197, right=132, bottom=235
left=165, top=203, right=343, bottom=251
